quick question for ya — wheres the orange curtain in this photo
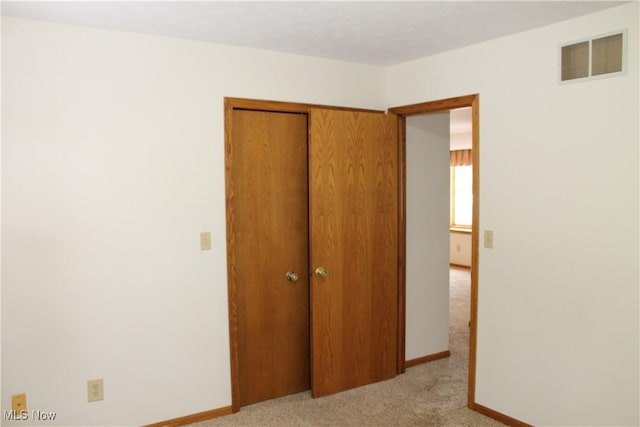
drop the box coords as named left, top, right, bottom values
left=450, top=149, right=472, bottom=166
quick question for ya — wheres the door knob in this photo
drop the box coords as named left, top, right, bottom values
left=285, top=271, right=300, bottom=282
left=314, top=267, right=328, bottom=278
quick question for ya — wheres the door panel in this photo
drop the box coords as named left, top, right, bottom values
left=232, top=109, right=309, bottom=406
left=309, top=109, right=399, bottom=397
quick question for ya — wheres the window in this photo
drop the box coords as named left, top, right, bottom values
left=560, top=30, right=626, bottom=83
left=450, top=150, right=472, bottom=229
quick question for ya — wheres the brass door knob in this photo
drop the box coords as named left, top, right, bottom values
left=314, top=267, right=328, bottom=278
left=285, top=271, right=300, bottom=282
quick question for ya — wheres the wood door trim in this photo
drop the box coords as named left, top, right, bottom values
left=224, top=97, right=395, bottom=412
left=396, top=116, right=407, bottom=375
left=405, top=350, right=451, bottom=368
left=388, top=95, right=477, bottom=116
left=470, top=403, right=533, bottom=427
left=388, top=94, right=480, bottom=409
left=225, top=97, right=384, bottom=114
left=143, top=406, right=233, bottom=427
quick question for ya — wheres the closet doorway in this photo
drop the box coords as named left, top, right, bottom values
left=225, top=98, right=402, bottom=411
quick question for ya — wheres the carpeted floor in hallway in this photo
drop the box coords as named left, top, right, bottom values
left=189, top=267, right=504, bottom=426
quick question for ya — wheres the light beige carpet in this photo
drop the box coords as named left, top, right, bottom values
left=190, top=267, right=503, bottom=427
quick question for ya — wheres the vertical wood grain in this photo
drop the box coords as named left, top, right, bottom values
left=396, top=115, right=407, bottom=375
left=468, top=95, right=480, bottom=406
left=309, top=109, right=399, bottom=397
left=231, top=109, right=310, bottom=406
left=223, top=99, right=241, bottom=413
left=225, top=98, right=406, bottom=410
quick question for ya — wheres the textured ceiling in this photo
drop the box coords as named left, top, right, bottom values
left=1, top=1, right=626, bottom=66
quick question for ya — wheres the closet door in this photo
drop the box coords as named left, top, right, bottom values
left=231, top=109, right=310, bottom=406
left=309, top=109, right=399, bottom=397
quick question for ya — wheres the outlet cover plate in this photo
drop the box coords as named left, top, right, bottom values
left=87, top=379, right=104, bottom=402
left=12, top=393, right=26, bottom=412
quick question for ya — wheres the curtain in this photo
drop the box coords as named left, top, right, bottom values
left=450, top=149, right=472, bottom=166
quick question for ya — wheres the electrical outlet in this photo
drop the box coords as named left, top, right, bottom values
left=87, top=379, right=104, bottom=402
left=12, top=393, right=27, bottom=412
left=200, top=232, right=212, bottom=251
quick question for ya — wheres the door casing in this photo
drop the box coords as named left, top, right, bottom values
left=388, top=94, right=480, bottom=408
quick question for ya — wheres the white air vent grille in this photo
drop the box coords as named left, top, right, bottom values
left=560, top=30, right=626, bottom=83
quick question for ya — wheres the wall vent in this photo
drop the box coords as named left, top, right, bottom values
left=560, top=30, right=626, bottom=83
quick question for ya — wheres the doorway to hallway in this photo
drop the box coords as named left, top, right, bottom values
left=389, top=94, right=480, bottom=407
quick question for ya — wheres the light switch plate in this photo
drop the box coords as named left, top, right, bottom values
left=200, top=232, right=212, bottom=251
left=484, top=230, right=494, bottom=249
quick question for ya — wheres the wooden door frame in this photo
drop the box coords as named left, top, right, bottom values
left=388, top=94, right=480, bottom=408
left=224, top=97, right=392, bottom=412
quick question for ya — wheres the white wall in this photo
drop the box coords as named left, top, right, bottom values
left=450, top=232, right=471, bottom=267
left=450, top=131, right=472, bottom=151
left=1, top=17, right=385, bottom=426
left=3, top=3, right=639, bottom=426
left=388, top=3, right=639, bottom=426
left=405, top=113, right=450, bottom=360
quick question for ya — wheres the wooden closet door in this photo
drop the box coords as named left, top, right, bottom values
left=309, top=109, right=399, bottom=397
left=231, top=109, right=310, bottom=406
